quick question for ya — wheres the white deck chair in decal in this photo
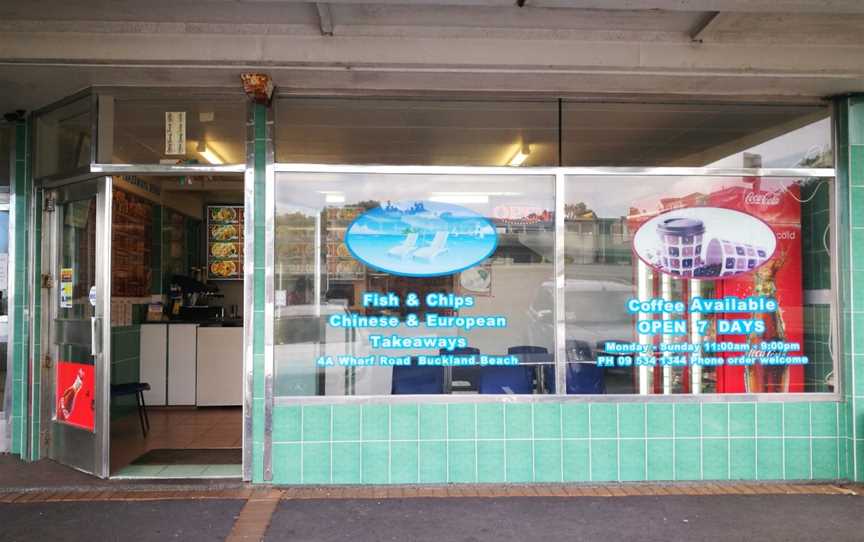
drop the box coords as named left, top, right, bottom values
left=388, top=232, right=419, bottom=258
left=413, top=231, right=449, bottom=262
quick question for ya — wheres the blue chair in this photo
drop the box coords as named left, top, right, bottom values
left=479, top=345, right=549, bottom=395
left=392, top=357, right=445, bottom=394
left=442, top=347, right=481, bottom=392
left=565, top=340, right=606, bottom=394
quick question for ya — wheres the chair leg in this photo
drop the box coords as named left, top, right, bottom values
left=140, top=391, right=150, bottom=432
left=136, top=392, right=147, bottom=437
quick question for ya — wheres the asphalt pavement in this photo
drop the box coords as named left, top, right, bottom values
left=265, top=494, right=863, bottom=542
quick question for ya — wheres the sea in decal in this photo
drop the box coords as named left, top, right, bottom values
left=345, top=200, right=498, bottom=277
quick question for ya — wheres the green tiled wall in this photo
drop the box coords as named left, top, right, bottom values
left=837, top=95, right=864, bottom=482
left=270, top=402, right=845, bottom=484
left=251, top=103, right=269, bottom=482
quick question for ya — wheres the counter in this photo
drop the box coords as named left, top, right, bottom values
left=139, top=322, right=243, bottom=407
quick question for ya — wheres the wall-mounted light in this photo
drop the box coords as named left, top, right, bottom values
left=508, top=144, right=531, bottom=167
left=197, top=140, right=225, bottom=165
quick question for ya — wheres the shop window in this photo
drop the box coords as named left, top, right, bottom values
left=35, top=95, right=93, bottom=179
left=562, top=102, right=832, bottom=168
left=564, top=175, right=835, bottom=394
left=275, top=98, right=559, bottom=166
left=273, top=172, right=556, bottom=396
left=99, top=92, right=246, bottom=165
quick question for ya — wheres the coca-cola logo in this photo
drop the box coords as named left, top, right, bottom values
left=745, top=192, right=781, bottom=206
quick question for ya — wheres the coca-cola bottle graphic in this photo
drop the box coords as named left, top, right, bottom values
left=58, top=369, right=84, bottom=421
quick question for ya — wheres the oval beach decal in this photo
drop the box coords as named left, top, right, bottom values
left=632, top=206, right=777, bottom=280
left=345, top=200, right=498, bottom=277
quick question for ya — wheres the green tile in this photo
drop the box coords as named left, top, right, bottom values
left=332, top=442, right=361, bottom=484
left=562, top=440, right=590, bottom=482
left=361, top=405, right=389, bottom=441
left=756, top=438, right=783, bottom=480
left=477, top=403, right=505, bottom=439
left=505, top=404, right=532, bottom=439
left=589, top=404, right=617, bottom=438
left=812, top=438, right=839, bottom=479
left=647, top=439, right=674, bottom=481
left=701, top=403, right=728, bottom=438
left=534, top=440, right=562, bottom=482
left=419, top=441, right=447, bottom=483
left=273, top=407, right=301, bottom=443
left=783, top=404, right=811, bottom=438
left=272, top=443, right=301, bottom=484
left=391, top=442, right=419, bottom=484
left=361, top=442, right=389, bottom=484
left=702, top=439, right=729, bottom=481
left=646, top=404, right=674, bottom=438
left=448, top=441, right=476, bottom=483
left=302, top=406, right=331, bottom=442
left=477, top=440, right=506, bottom=483
left=619, top=439, right=646, bottom=482
left=332, top=405, right=361, bottom=442
left=729, top=404, right=756, bottom=437
left=590, top=439, right=617, bottom=481
left=419, top=405, right=446, bottom=440
left=561, top=404, right=589, bottom=438
left=757, top=404, right=783, bottom=437
left=505, top=440, right=533, bottom=483
left=302, top=443, right=330, bottom=483
left=674, top=439, right=701, bottom=481
left=730, top=439, right=757, bottom=480
left=533, top=403, right=561, bottom=439
left=784, top=439, right=811, bottom=480
left=618, top=404, right=645, bottom=438
left=447, top=404, right=476, bottom=440
left=391, top=405, right=419, bottom=441
left=674, top=404, right=700, bottom=438
left=811, top=403, right=838, bottom=437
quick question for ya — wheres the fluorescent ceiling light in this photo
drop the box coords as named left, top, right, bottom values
left=508, top=144, right=531, bottom=167
left=197, top=141, right=225, bottom=164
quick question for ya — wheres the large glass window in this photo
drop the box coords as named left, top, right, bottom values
left=99, top=91, right=246, bottom=165
left=274, top=172, right=555, bottom=396
left=561, top=102, right=832, bottom=167
left=35, top=95, right=93, bottom=179
left=275, top=98, right=559, bottom=166
left=564, top=175, right=834, bottom=395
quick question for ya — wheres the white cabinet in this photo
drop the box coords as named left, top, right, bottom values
left=196, top=327, right=243, bottom=406
left=139, top=324, right=167, bottom=406
left=168, top=324, right=198, bottom=405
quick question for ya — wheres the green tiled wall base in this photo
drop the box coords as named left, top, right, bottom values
left=270, top=402, right=844, bottom=484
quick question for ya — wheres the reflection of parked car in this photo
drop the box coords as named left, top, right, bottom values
left=527, top=279, right=636, bottom=394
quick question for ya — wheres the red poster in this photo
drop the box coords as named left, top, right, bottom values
left=56, top=361, right=96, bottom=431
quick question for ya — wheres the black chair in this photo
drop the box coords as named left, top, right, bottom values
left=392, top=357, right=445, bottom=394
left=111, top=382, right=151, bottom=436
left=441, top=347, right=481, bottom=392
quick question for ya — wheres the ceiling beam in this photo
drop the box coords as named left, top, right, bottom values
left=316, top=3, right=334, bottom=36
left=249, top=0, right=864, bottom=14
left=690, top=11, right=720, bottom=42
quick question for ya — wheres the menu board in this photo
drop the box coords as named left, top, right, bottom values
left=207, top=205, right=244, bottom=280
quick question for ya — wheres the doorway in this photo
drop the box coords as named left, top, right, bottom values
left=41, top=174, right=245, bottom=478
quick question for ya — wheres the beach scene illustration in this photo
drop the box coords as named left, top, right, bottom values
left=345, top=200, right=498, bottom=277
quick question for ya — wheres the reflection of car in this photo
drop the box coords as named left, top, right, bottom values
left=527, top=279, right=636, bottom=393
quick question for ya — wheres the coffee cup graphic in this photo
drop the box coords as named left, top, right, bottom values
left=634, top=206, right=777, bottom=280
left=657, top=217, right=705, bottom=277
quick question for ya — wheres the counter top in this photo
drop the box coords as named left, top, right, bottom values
left=141, top=319, right=244, bottom=327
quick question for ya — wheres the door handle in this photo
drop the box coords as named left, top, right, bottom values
left=90, top=316, right=101, bottom=357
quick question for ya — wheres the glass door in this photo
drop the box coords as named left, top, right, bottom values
left=44, top=177, right=111, bottom=477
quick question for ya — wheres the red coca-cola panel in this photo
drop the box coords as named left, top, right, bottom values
left=710, top=182, right=804, bottom=393
left=56, top=361, right=96, bottom=431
